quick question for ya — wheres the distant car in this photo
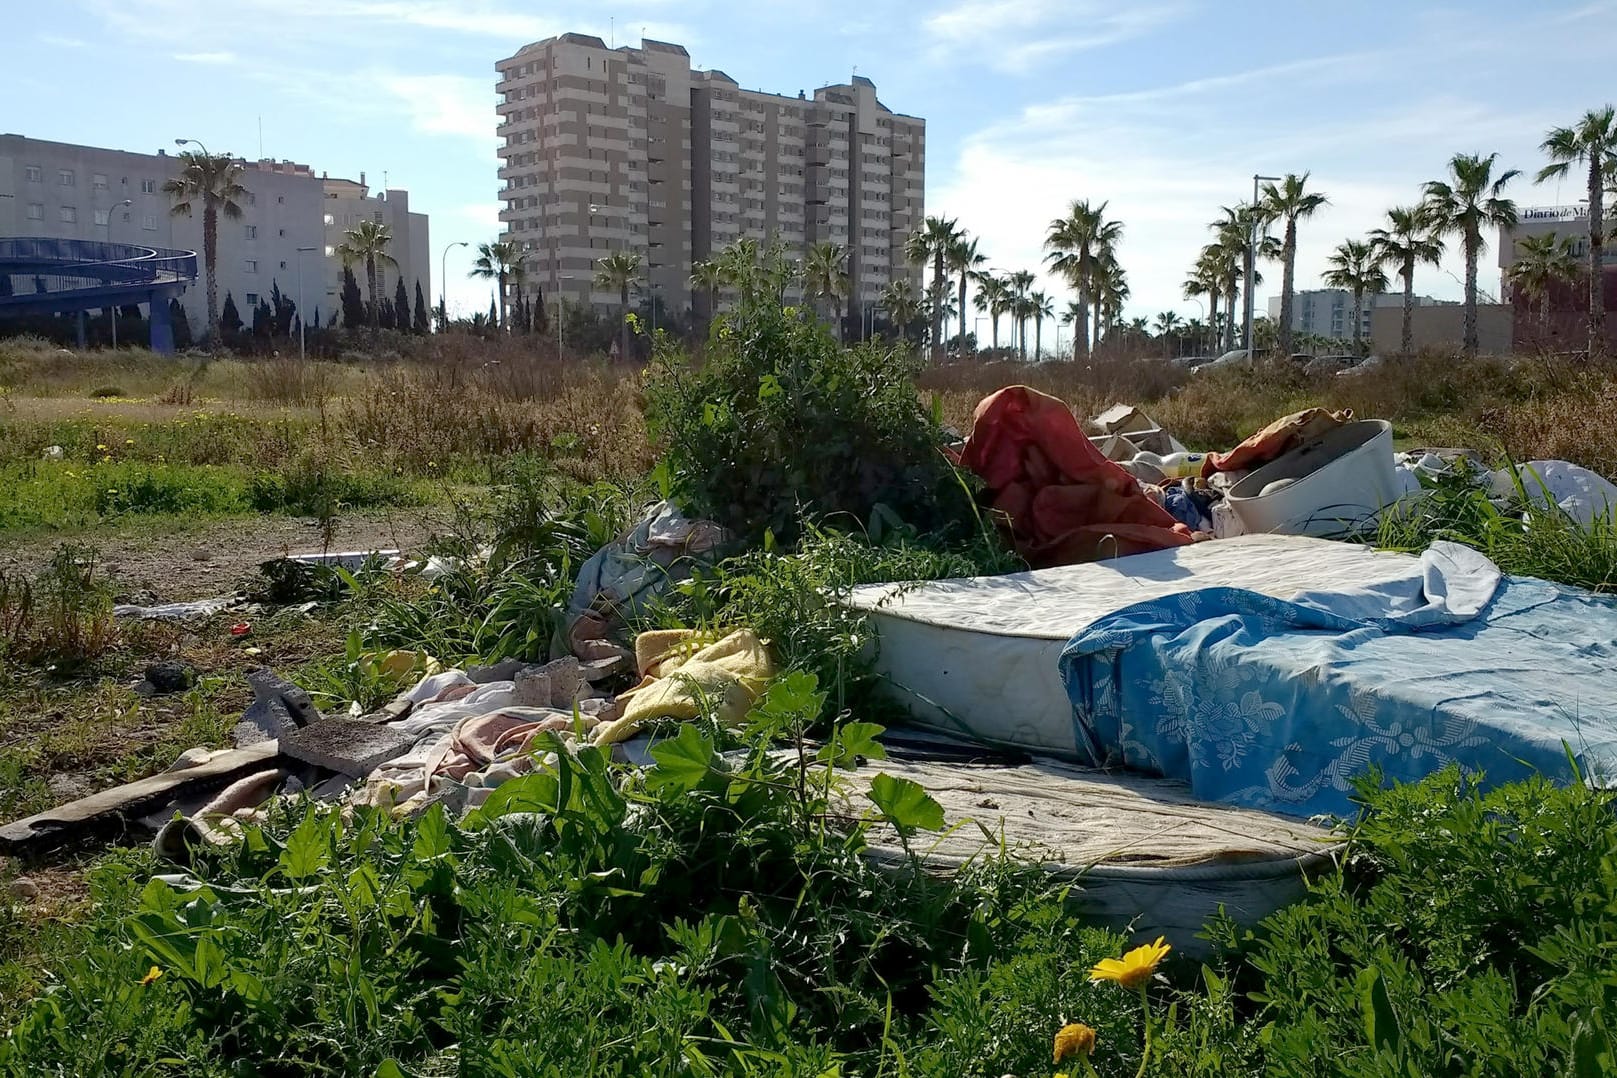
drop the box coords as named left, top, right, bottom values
left=1336, top=353, right=1385, bottom=377
left=1194, top=349, right=1252, bottom=372
left=1171, top=354, right=1213, bottom=369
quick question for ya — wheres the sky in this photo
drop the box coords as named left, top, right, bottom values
left=6, top=0, right=1616, bottom=332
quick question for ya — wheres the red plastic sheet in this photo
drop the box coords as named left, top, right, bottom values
left=958, top=386, right=1195, bottom=567
left=1199, top=407, right=1352, bottom=478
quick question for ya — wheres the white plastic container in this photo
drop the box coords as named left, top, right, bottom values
left=1225, top=420, right=1400, bottom=538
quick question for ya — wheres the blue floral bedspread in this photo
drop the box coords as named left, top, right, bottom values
left=1058, top=543, right=1617, bottom=818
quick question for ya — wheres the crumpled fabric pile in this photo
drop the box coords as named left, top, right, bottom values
left=958, top=385, right=1195, bottom=567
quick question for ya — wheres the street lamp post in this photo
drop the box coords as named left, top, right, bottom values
left=295, top=246, right=318, bottom=360
left=104, top=199, right=133, bottom=347
left=1245, top=174, right=1281, bottom=360
left=439, top=240, right=468, bottom=331
left=174, top=137, right=211, bottom=157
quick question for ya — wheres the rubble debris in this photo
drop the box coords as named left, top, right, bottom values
left=112, top=595, right=239, bottom=621
left=234, top=667, right=321, bottom=747
left=279, top=719, right=415, bottom=778
left=141, top=660, right=196, bottom=696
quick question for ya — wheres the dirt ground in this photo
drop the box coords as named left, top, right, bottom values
left=0, top=506, right=451, bottom=601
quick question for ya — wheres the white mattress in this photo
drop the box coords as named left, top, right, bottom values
left=846, top=535, right=1419, bottom=756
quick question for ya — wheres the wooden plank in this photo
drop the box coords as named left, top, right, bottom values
left=0, top=742, right=283, bottom=854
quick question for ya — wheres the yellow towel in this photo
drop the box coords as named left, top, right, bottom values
left=592, top=628, right=775, bottom=746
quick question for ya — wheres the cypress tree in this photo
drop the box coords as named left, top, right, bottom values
left=340, top=267, right=366, bottom=329
left=393, top=278, right=410, bottom=332
left=412, top=280, right=430, bottom=334
left=221, top=292, right=243, bottom=335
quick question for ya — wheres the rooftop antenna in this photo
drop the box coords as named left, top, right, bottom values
left=610, top=16, right=614, bottom=47
left=257, top=115, right=263, bottom=158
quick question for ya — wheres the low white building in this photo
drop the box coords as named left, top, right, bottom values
left=0, top=134, right=430, bottom=333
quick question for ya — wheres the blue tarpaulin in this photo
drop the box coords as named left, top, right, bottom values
left=1058, top=542, right=1617, bottom=818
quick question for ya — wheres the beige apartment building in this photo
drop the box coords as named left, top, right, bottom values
left=0, top=134, right=430, bottom=331
left=495, top=34, right=924, bottom=321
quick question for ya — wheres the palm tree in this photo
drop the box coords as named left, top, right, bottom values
left=1005, top=269, right=1035, bottom=360
left=973, top=272, right=1007, bottom=353
left=1092, top=256, right=1129, bottom=350
left=468, top=240, right=522, bottom=332
left=947, top=235, right=986, bottom=352
left=594, top=250, right=643, bottom=360
left=1321, top=239, right=1390, bottom=355
left=1538, top=106, right=1617, bottom=355
left=1259, top=173, right=1329, bottom=356
left=1183, top=256, right=1221, bottom=354
left=1154, top=311, right=1182, bottom=358
left=905, top=216, right=962, bottom=362
left=801, top=241, right=851, bottom=340
left=163, top=151, right=247, bottom=344
left=1508, top=232, right=1580, bottom=342
left=1029, top=291, right=1054, bottom=360
left=1045, top=199, right=1123, bottom=360
left=1369, top=206, right=1446, bottom=355
left=335, top=220, right=398, bottom=331
left=878, top=277, right=923, bottom=348
left=1423, top=152, right=1520, bottom=357
left=690, top=258, right=724, bottom=328
left=1209, top=205, right=1277, bottom=352
left=1061, top=299, right=1086, bottom=356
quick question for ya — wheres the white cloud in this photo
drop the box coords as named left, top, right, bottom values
left=375, top=73, right=493, bottom=143
left=39, top=33, right=90, bottom=48
left=174, top=50, right=237, bottom=64
left=924, top=0, right=1185, bottom=70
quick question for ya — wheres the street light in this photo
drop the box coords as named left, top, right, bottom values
left=98, top=199, right=134, bottom=348
left=1245, top=174, right=1282, bottom=360
left=439, top=240, right=468, bottom=331
left=295, top=246, right=318, bottom=360
left=174, top=137, right=211, bottom=157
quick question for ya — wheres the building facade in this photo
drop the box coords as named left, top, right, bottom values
left=0, top=134, right=430, bottom=333
left=1268, top=288, right=1453, bottom=344
left=495, top=34, right=924, bottom=319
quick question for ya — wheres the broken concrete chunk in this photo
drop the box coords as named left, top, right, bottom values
left=513, top=656, right=585, bottom=709
left=278, top=718, right=415, bottom=778
left=466, top=658, right=528, bottom=684
left=580, top=654, right=633, bottom=682
left=235, top=667, right=321, bottom=746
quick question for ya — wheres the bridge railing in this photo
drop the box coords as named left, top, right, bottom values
left=0, top=237, right=198, bottom=299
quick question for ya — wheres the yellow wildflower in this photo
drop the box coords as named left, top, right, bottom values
left=125, top=438, right=134, bottom=445
left=138, top=965, right=162, bottom=986
left=95, top=443, right=107, bottom=451
left=1089, top=936, right=1171, bottom=990
left=1054, top=1022, right=1096, bottom=1063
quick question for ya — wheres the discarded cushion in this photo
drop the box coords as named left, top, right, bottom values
left=1200, top=407, right=1352, bottom=478
left=594, top=629, right=775, bottom=745
left=958, top=386, right=1194, bottom=567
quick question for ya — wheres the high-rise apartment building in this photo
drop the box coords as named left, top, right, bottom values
left=495, top=34, right=924, bottom=320
left=0, top=134, right=430, bottom=332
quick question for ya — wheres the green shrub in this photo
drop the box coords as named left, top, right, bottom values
left=87, top=384, right=125, bottom=399
left=247, top=459, right=424, bottom=516
left=93, top=463, right=248, bottom=516
left=644, top=298, right=974, bottom=545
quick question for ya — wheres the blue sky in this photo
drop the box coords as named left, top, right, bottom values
left=7, top=0, right=1616, bottom=330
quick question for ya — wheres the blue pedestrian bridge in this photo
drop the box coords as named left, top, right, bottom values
left=0, top=237, right=199, bottom=353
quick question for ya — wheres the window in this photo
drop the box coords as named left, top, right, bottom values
left=142, top=214, right=157, bottom=231
left=278, top=260, right=287, bottom=270
left=141, top=178, right=157, bottom=194
left=92, top=173, right=108, bottom=190
left=94, top=208, right=111, bottom=226
left=245, top=225, right=258, bottom=239
left=59, top=206, right=77, bottom=223
left=26, top=203, right=43, bottom=221
left=24, top=165, right=42, bottom=182
left=246, top=192, right=256, bottom=205
left=245, top=259, right=258, bottom=273
left=276, top=195, right=284, bottom=204
left=58, top=169, right=75, bottom=186
left=324, top=245, right=334, bottom=257
left=245, top=293, right=259, bottom=307
left=278, top=228, right=286, bottom=237
left=323, top=213, right=334, bottom=226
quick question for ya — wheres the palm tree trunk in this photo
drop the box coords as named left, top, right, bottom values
left=1278, top=221, right=1298, bottom=355
left=1092, top=297, right=1103, bottom=355
left=1588, top=155, right=1606, bottom=356
left=956, top=276, right=969, bottom=354
left=1225, top=282, right=1238, bottom=351
left=1463, top=230, right=1480, bottom=358
left=1401, top=262, right=1415, bottom=355
left=930, top=251, right=945, bottom=363
left=496, top=271, right=508, bottom=332
left=1034, top=317, right=1042, bottom=360
left=1073, top=285, right=1089, bottom=362
left=990, top=311, right=1000, bottom=352
left=1208, top=292, right=1220, bottom=356
left=1018, top=317, right=1026, bottom=361
left=202, top=201, right=219, bottom=345
left=1351, top=288, right=1364, bottom=355
left=1542, top=291, right=1551, bottom=343
left=620, top=283, right=630, bottom=361
left=366, top=256, right=380, bottom=331
left=834, top=297, right=844, bottom=344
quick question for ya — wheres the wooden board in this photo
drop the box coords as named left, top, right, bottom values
left=0, top=743, right=282, bottom=854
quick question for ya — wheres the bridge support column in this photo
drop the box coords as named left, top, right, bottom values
left=74, top=310, right=87, bottom=350
left=148, top=294, right=175, bottom=355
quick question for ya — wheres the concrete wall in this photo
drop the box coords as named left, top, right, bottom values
left=1370, top=302, right=1514, bottom=355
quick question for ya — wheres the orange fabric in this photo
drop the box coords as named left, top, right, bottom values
left=1201, top=407, right=1353, bottom=478
left=958, top=386, right=1195, bottom=568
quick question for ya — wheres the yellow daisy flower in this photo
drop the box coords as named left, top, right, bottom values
left=1054, top=1022, right=1097, bottom=1063
left=138, top=965, right=163, bottom=986
left=1089, top=936, right=1171, bottom=990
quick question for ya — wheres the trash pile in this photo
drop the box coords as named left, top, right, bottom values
left=0, top=501, right=771, bottom=859
left=958, top=385, right=1617, bottom=565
